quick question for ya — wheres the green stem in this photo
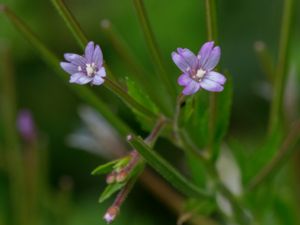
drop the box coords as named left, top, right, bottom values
left=99, top=20, right=170, bottom=115
left=104, top=78, right=157, bottom=120
left=247, top=120, right=300, bottom=191
left=51, top=0, right=88, bottom=49
left=173, top=95, right=207, bottom=160
left=205, top=0, right=218, bottom=41
left=205, top=0, right=219, bottom=161
left=0, top=43, right=27, bottom=225
left=127, top=135, right=211, bottom=198
left=268, top=0, right=294, bottom=133
left=133, top=0, right=176, bottom=100
left=1, top=5, right=131, bottom=136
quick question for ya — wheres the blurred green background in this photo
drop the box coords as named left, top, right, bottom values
left=0, top=0, right=300, bottom=224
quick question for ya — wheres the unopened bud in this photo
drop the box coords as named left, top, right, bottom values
left=106, top=172, right=116, bottom=184
left=16, top=109, right=37, bottom=143
left=116, top=170, right=128, bottom=183
left=103, top=206, right=119, bottom=224
left=126, top=134, right=133, bottom=141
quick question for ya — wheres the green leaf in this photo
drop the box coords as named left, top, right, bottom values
left=126, top=77, right=159, bottom=130
left=91, top=160, right=119, bottom=176
left=185, top=198, right=216, bottom=216
left=127, top=135, right=211, bottom=199
left=214, top=71, right=233, bottom=144
left=209, top=71, right=233, bottom=161
left=183, top=93, right=210, bottom=149
left=245, top=129, right=283, bottom=184
left=104, top=78, right=158, bottom=120
left=99, top=182, right=127, bottom=203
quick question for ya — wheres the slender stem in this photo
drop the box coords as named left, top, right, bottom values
left=1, top=5, right=131, bottom=136
left=104, top=78, right=157, bottom=119
left=205, top=0, right=218, bottom=41
left=247, top=120, right=300, bottom=191
left=205, top=0, right=219, bottom=160
left=100, top=19, right=145, bottom=78
left=268, top=0, right=294, bottom=133
left=51, top=0, right=88, bottom=49
left=145, top=115, right=167, bottom=145
left=133, top=0, right=176, bottom=100
left=173, top=95, right=207, bottom=160
left=99, top=20, right=171, bottom=115
left=0, top=43, right=27, bottom=225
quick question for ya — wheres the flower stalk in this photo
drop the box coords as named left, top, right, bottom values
left=133, top=0, right=176, bottom=106
left=51, top=0, right=88, bottom=49
left=268, top=0, right=294, bottom=134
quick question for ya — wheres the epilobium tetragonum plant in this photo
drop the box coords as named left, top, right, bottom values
left=1, top=0, right=298, bottom=224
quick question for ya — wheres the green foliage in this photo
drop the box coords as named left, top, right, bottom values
left=99, top=182, right=127, bottom=203
left=126, top=77, right=159, bottom=130
left=91, top=160, right=119, bottom=176
left=127, top=135, right=210, bottom=198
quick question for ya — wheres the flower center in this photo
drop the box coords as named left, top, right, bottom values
left=191, top=69, right=206, bottom=82
left=86, top=63, right=97, bottom=77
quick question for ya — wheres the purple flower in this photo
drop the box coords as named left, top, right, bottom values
left=60, top=41, right=106, bottom=85
left=17, top=109, right=37, bottom=143
left=172, top=41, right=226, bottom=95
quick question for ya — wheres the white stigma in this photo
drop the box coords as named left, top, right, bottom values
left=195, top=69, right=206, bottom=79
left=86, top=63, right=96, bottom=76
left=78, top=66, right=82, bottom=71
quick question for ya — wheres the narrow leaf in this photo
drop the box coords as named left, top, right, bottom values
left=99, top=182, right=126, bottom=203
left=127, top=135, right=211, bottom=199
left=91, top=160, right=119, bottom=176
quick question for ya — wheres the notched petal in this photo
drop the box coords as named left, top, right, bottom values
left=198, top=41, right=214, bottom=66
left=182, top=80, right=201, bottom=95
left=85, top=41, right=95, bottom=63
left=203, top=46, right=221, bottom=71
left=200, top=78, right=224, bottom=92
left=60, top=62, right=77, bottom=74
left=178, top=73, right=192, bottom=86
left=205, top=71, right=226, bottom=85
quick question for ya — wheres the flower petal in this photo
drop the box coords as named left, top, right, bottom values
left=200, top=78, right=224, bottom=92
left=85, top=41, right=95, bottom=63
left=198, top=41, right=214, bottom=67
left=64, top=53, right=86, bottom=66
left=93, top=45, right=103, bottom=67
left=178, top=73, right=192, bottom=86
left=172, top=52, right=190, bottom=72
left=69, top=73, right=92, bottom=84
left=177, top=48, right=197, bottom=69
left=205, top=71, right=226, bottom=85
left=92, top=67, right=106, bottom=85
left=60, top=62, right=78, bottom=74
left=182, top=80, right=201, bottom=95
left=203, top=46, right=221, bottom=71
